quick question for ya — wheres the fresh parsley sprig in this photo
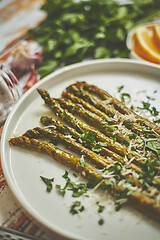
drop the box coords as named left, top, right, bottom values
left=138, top=101, right=159, bottom=117
left=29, top=0, right=160, bottom=78
left=79, top=131, right=107, bottom=153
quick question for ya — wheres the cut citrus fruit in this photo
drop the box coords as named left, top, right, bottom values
left=153, top=24, right=160, bottom=48
left=133, top=24, right=160, bottom=64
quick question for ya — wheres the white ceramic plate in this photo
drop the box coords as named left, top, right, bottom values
left=1, top=59, right=160, bottom=240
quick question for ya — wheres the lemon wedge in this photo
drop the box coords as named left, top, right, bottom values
left=153, top=24, right=160, bottom=48
left=133, top=25, right=160, bottom=64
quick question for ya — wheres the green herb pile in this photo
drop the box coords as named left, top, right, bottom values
left=29, top=0, right=160, bottom=78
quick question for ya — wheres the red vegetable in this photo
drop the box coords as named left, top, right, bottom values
left=23, top=66, right=39, bottom=91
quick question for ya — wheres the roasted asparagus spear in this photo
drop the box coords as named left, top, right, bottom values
left=76, top=81, right=160, bottom=135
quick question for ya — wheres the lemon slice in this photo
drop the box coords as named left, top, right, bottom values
left=133, top=25, right=160, bottom=64
left=153, top=24, right=160, bottom=47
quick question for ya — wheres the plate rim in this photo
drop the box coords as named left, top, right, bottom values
left=1, top=58, right=160, bottom=239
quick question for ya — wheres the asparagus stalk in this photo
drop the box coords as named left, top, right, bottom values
left=23, top=127, right=113, bottom=168
left=9, top=136, right=100, bottom=182
left=9, top=136, right=160, bottom=223
left=80, top=81, right=160, bottom=135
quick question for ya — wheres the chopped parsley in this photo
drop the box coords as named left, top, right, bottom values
left=115, top=188, right=129, bottom=211
left=120, top=93, right=131, bottom=104
left=138, top=101, right=159, bottom=116
left=146, top=95, right=155, bottom=101
left=102, top=179, right=116, bottom=190
left=139, top=160, right=156, bottom=188
left=56, top=171, right=88, bottom=197
left=40, top=176, right=54, bottom=192
left=129, top=133, right=137, bottom=140
left=98, top=218, right=104, bottom=225
left=96, top=202, right=105, bottom=225
left=106, top=126, right=115, bottom=132
left=79, top=131, right=107, bottom=153
left=103, top=120, right=115, bottom=132
left=103, top=162, right=123, bottom=185
left=125, top=177, right=134, bottom=185
left=96, top=201, right=105, bottom=213
left=125, top=122, right=134, bottom=127
left=92, top=142, right=107, bottom=153
left=79, top=156, right=86, bottom=169
left=107, top=117, right=114, bottom=125
left=140, top=121, right=145, bottom=126
left=70, top=201, right=85, bottom=215
left=79, top=131, right=96, bottom=143
left=143, top=128, right=158, bottom=138
left=150, top=107, right=159, bottom=117
left=117, top=85, right=124, bottom=93
left=110, top=137, right=117, bottom=142
left=154, top=118, right=160, bottom=124
left=146, top=140, right=160, bottom=159
left=124, top=139, right=129, bottom=147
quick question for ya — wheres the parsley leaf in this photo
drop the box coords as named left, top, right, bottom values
left=115, top=188, right=129, bottom=211
left=138, top=101, right=159, bottom=116
left=40, top=176, right=54, bottom=192
left=79, top=156, right=86, bottom=169
left=56, top=171, right=88, bottom=197
left=70, top=201, right=85, bottom=215
left=139, top=160, right=156, bottom=187
left=98, top=218, right=104, bottom=225
left=117, top=85, right=124, bottom=93
left=79, top=131, right=96, bottom=143
left=129, top=133, right=137, bottom=140
left=96, top=201, right=105, bottom=213
left=120, top=93, right=131, bottom=104
left=146, top=140, right=160, bottom=159
left=92, top=142, right=107, bottom=153
left=154, top=118, right=160, bottom=124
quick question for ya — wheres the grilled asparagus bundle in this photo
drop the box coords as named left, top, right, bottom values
left=9, top=81, right=160, bottom=222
